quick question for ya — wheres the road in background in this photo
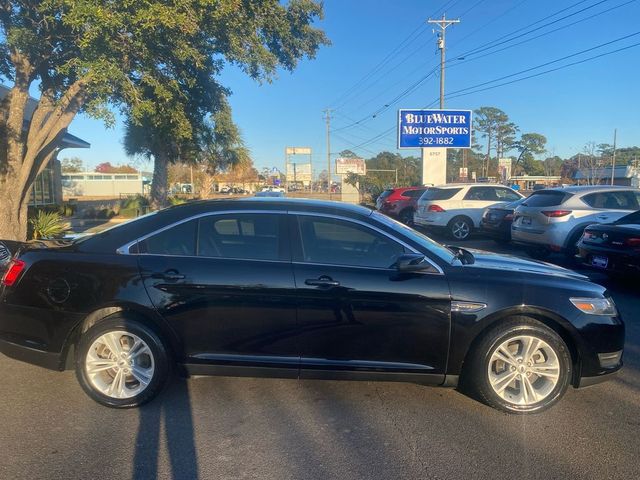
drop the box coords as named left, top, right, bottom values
left=0, top=238, right=638, bottom=480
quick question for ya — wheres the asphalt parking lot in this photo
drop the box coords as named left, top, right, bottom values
left=0, top=237, right=638, bottom=480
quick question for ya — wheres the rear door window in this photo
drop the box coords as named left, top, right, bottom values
left=464, top=186, right=495, bottom=201
left=197, top=213, right=285, bottom=260
left=495, top=187, right=522, bottom=202
left=420, top=187, right=462, bottom=201
left=138, top=219, right=197, bottom=256
left=582, top=191, right=640, bottom=210
left=522, top=191, right=572, bottom=207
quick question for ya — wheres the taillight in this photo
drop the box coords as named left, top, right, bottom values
left=428, top=205, right=446, bottom=213
left=624, top=237, right=640, bottom=248
left=542, top=210, right=572, bottom=218
left=2, top=259, right=25, bottom=286
left=504, top=213, right=514, bottom=221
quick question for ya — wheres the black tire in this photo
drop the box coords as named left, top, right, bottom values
left=447, top=216, right=473, bottom=241
left=526, top=246, right=551, bottom=260
left=564, top=229, right=585, bottom=261
left=399, top=208, right=414, bottom=225
left=75, top=316, right=171, bottom=408
left=464, top=318, right=572, bottom=414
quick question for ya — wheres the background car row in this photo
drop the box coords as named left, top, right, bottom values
left=376, top=184, right=640, bottom=275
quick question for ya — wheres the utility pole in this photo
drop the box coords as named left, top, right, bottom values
left=428, top=14, right=460, bottom=109
left=323, top=108, right=332, bottom=199
left=611, top=129, right=617, bottom=186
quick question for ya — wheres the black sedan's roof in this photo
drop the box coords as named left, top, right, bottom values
left=76, top=198, right=374, bottom=254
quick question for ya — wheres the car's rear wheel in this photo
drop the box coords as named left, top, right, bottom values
left=399, top=208, right=414, bottom=225
left=465, top=319, right=571, bottom=414
left=448, top=216, right=472, bottom=241
left=75, top=317, right=170, bottom=408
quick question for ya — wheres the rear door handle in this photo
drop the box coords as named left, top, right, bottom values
left=305, top=277, right=340, bottom=287
left=152, top=270, right=186, bottom=281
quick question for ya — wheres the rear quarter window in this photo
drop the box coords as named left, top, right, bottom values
left=522, top=191, right=572, bottom=207
left=582, top=191, right=640, bottom=210
left=420, top=188, right=462, bottom=201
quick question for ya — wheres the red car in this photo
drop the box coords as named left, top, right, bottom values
left=376, top=186, right=428, bottom=224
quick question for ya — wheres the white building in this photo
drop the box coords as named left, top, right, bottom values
left=62, top=172, right=144, bottom=197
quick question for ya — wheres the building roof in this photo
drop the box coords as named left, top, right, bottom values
left=0, top=85, right=90, bottom=150
left=573, top=165, right=637, bottom=180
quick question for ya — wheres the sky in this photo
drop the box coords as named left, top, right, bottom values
left=62, top=0, right=640, bottom=175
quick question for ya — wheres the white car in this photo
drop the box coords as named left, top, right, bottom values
left=414, top=183, right=524, bottom=240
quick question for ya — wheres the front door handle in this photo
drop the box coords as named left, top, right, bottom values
left=305, top=276, right=340, bottom=287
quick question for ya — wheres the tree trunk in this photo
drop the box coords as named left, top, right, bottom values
left=0, top=180, right=29, bottom=241
left=151, top=151, right=169, bottom=209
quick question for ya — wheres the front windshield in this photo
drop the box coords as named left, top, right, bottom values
left=372, top=211, right=457, bottom=264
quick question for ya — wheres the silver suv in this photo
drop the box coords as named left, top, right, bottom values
left=512, top=186, right=640, bottom=258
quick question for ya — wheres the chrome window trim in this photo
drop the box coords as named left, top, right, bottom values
left=289, top=210, right=444, bottom=275
left=116, top=208, right=444, bottom=275
left=115, top=209, right=287, bottom=256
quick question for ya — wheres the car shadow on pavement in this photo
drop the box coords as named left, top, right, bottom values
left=133, top=378, right=198, bottom=480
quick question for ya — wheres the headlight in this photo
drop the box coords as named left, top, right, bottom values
left=570, top=297, right=617, bottom=316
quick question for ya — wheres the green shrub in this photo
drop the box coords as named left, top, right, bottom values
left=168, top=196, right=187, bottom=206
left=29, top=210, right=70, bottom=240
left=119, top=194, right=149, bottom=211
left=118, top=207, right=139, bottom=218
left=58, top=202, right=77, bottom=217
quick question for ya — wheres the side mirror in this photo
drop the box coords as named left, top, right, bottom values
left=394, top=253, right=435, bottom=273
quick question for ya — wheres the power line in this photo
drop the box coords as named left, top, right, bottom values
left=445, top=39, right=640, bottom=100
left=333, top=0, right=628, bottom=134
left=331, top=67, right=439, bottom=134
left=329, top=0, right=466, bottom=112
left=446, top=30, right=640, bottom=96
left=455, top=0, right=609, bottom=59
left=329, top=23, right=428, bottom=109
left=455, top=0, right=488, bottom=19
left=343, top=34, right=640, bottom=152
left=448, top=0, right=529, bottom=49
left=448, top=0, right=637, bottom=67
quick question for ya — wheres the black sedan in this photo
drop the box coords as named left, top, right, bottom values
left=479, top=198, right=526, bottom=243
left=577, top=210, right=640, bottom=275
left=0, top=199, right=624, bottom=413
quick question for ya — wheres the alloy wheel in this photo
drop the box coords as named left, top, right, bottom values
left=451, top=220, right=470, bottom=240
left=487, top=335, right=560, bottom=406
left=85, top=331, right=155, bottom=399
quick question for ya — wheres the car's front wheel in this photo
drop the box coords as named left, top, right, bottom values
left=75, top=317, right=170, bottom=408
left=465, top=319, right=572, bottom=413
left=448, top=216, right=472, bottom=241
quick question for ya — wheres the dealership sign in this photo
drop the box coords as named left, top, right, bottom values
left=398, top=109, right=472, bottom=149
left=335, top=157, right=366, bottom=175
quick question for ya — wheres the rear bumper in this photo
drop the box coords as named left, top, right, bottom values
left=479, top=222, right=511, bottom=239
left=414, top=211, right=450, bottom=228
left=511, top=226, right=566, bottom=251
left=0, top=336, right=64, bottom=370
left=577, top=245, right=640, bottom=274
